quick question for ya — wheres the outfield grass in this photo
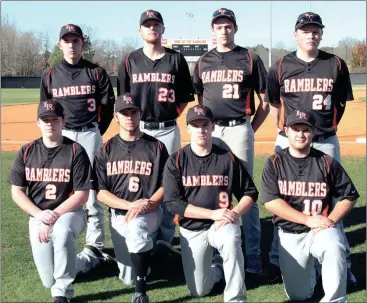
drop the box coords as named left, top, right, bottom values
left=1, top=152, right=366, bottom=302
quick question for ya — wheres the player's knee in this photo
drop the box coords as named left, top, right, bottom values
left=40, top=275, right=54, bottom=288
left=53, top=226, right=76, bottom=246
left=324, top=241, right=346, bottom=259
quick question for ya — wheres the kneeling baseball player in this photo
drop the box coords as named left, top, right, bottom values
left=163, top=105, right=258, bottom=302
left=9, top=100, right=93, bottom=303
left=93, top=93, right=169, bottom=303
left=261, top=110, right=359, bottom=302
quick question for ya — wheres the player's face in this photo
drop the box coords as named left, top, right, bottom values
left=187, top=119, right=214, bottom=147
left=58, top=34, right=85, bottom=60
left=37, top=115, right=65, bottom=138
left=212, top=18, right=236, bottom=47
left=115, top=109, right=141, bottom=133
left=294, top=24, right=322, bottom=52
left=139, top=20, right=165, bottom=44
left=286, top=124, right=314, bottom=150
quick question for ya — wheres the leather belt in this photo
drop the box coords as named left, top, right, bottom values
left=279, top=131, right=335, bottom=143
left=215, top=117, right=247, bottom=127
left=63, top=123, right=96, bottom=132
left=142, top=120, right=176, bottom=130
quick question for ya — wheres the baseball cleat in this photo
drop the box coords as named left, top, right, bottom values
left=347, top=269, right=357, bottom=288
left=265, top=263, right=282, bottom=283
left=53, top=296, right=70, bottom=303
left=84, top=245, right=116, bottom=264
left=246, top=254, right=262, bottom=274
left=131, top=292, right=149, bottom=303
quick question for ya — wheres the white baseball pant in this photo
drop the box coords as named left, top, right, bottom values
left=180, top=222, right=246, bottom=302
left=29, top=208, right=87, bottom=299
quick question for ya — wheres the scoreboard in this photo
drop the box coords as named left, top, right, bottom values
left=166, top=39, right=216, bottom=62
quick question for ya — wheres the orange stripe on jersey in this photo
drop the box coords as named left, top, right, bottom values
left=125, top=53, right=131, bottom=73
left=174, top=214, right=180, bottom=225
left=245, top=88, right=252, bottom=116
left=97, top=104, right=102, bottom=123
left=248, top=51, right=253, bottom=75
left=277, top=56, right=284, bottom=85
left=175, top=150, right=180, bottom=169
left=277, top=98, right=285, bottom=130
left=332, top=104, right=338, bottom=132
left=102, top=141, right=108, bottom=152
left=322, top=203, right=330, bottom=217
left=95, top=68, right=99, bottom=81
left=157, top=140, right=163, bottom=151
left=323, top=155, right=330, bottom=174
left=47, top=67, right=53, bottom=94
left=72, top=143, right=76, bottom=157
left=228, top=152, right=235, bottom=163
left=23, top=141, right=35, bottom=163
left=335, top=56, right=342, bottom=71
left=272, top=154, right=278, bottom=169
left=176, top=106, right=182, bottom=116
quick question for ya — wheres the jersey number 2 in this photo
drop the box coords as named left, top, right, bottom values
left=223, top=84, right=240, bottom=99
left=45, top=184, right=57, bottom=200
left=303, top=199, right=322, bottom=216
left=158, top=88, right=175, bottom=103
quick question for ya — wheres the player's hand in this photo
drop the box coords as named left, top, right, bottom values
left=34, top=209, right=59, bottom=225
left=213, top=219, right=231, bottom=230
left=38, top=223, right=52, bottom=243
left=125, top=199, right=150, bottom=223
left=305, top=215, right=335, bottom=229
left=211, top=209, right=238, bottom=223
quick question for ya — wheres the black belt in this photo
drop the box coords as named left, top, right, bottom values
left=279, top=131, right=335, bottom=143
left=215, top=117, right=247, bottom=127
left=63, top=123, right=96, bottom=132
left=110, top=208, right=127, bottom=216
left=142, top=120, right=176, bottom=130
left=281, top=228, right=308, bottom=234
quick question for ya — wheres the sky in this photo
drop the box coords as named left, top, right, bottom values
left=2, top=1, right=366, bottom=50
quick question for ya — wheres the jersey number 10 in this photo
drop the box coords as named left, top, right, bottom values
left=303, top=199, right=323, bottom=216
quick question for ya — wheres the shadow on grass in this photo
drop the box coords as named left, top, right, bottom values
left=343, top=206, right=366, bottom=229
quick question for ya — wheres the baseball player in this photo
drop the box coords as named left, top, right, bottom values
left=93, top=93, right=169, bottom=303
left=117, top=10, right=195, bottom=245
left=261, top=109, right=359, bottom=302
left=8, top=100, right=93, bottom=303
left=264, top=12, right=356, bottom=285
left=163, top=105, right=259, bottom=302
left=192, top=8, right=268, bottom=274
left=40, top=24, right=116, bottom=274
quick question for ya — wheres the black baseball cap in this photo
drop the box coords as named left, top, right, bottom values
left=186, top=105, right=214, bottom=125
left=59, top=24, right=84, bottom=40
left=211, top=8, right=237, bottom=26
left=286, top=110, right=315, bottom=128
left=140, top=10, right=164, bottom=26
left=115, top=93, right=141, bottom=112
left=295, top=12, right=324, bottom=31
left=38, top=100, right=64, bottom=118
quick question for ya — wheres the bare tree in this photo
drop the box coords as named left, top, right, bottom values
left=338, top=36, right=357, bottom=65
left=1, top=15, right=18, bottom=76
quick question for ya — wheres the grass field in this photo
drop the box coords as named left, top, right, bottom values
left=1, top=85, right=366, bottom=105
left=1, top=152, right=366, bottom=302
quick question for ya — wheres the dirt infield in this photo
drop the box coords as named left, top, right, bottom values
left=2, top=91, right=366, bottom=155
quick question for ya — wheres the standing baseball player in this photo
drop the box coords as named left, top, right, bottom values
left=8, top=100, right=93, bottom=303
left=40, top=24, right=116, bottom=274
left=261, top=109, right=359, bottom=302
left=192, top=8, right=268, bottom=274
left=117, top=10, right=195, bottom=245
left=94, top=93, right=169, bottom=303
left=163, top=105, right=259, bottom=302
left=264, top=12, right=356, bottom=285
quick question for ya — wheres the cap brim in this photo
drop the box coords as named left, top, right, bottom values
left=38, top=112, right=63, bottom=118
left=287, top=121, right=314, bottom=128
left=186, top=116, right=212, bottom=125
left=295, top=22, right=325, bottom=30
left=60, top=32, right=84, bottom=40
left=141, top=17, right=163, bottom=25
left=211, top=15, right=236, bottom=25
left=115, top=105, right=141, bottom=112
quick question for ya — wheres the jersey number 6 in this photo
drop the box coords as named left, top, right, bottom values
left=129, top=176, right=140, bottom=192
left=45, top=184, right=57, bottom=200
left=158, top=88, right=175, bottom=103
left=303, top=199, right=323, bottom=216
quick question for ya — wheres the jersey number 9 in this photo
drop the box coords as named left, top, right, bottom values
left=218, top=191, right=232, bottom=209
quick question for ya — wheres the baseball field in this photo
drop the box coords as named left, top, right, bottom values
left=1, top=88, right=366, bottom=302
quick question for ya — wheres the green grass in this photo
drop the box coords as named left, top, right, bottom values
left=2, top=153, right=366, bottom=302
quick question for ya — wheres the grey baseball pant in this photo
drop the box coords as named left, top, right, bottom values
left=278, top=227, right=347, bottom=302
left=270, top=133, right=351, bottom=268
left=140, top=122, right=181, bottom=245
left=212, top=119, right=261, bottom=259
left=29, top=208, right=87, bottom=299
left=62, top=125, right=105, bottom=273
left=109, top=208, right=162, bottom=285
left=180, top=222, right=246, bottom=302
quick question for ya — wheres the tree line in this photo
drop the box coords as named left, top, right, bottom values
left=2, top=15, right=366, bottom=77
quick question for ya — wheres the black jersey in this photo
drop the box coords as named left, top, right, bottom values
left=163, top=144, right=258, bottom=231
left=265, top=50, right=353, bottom=137
left=40, top=58, right=115, bottom=135
left=8, top=137, right=93, bottom=211
left=192, top=46, right=267, bottom=120
left=117, top=47, right=195, bottom=122
left=93, top=134, right=169, bottom=213
left=261, top=148, right=359, bottom=233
